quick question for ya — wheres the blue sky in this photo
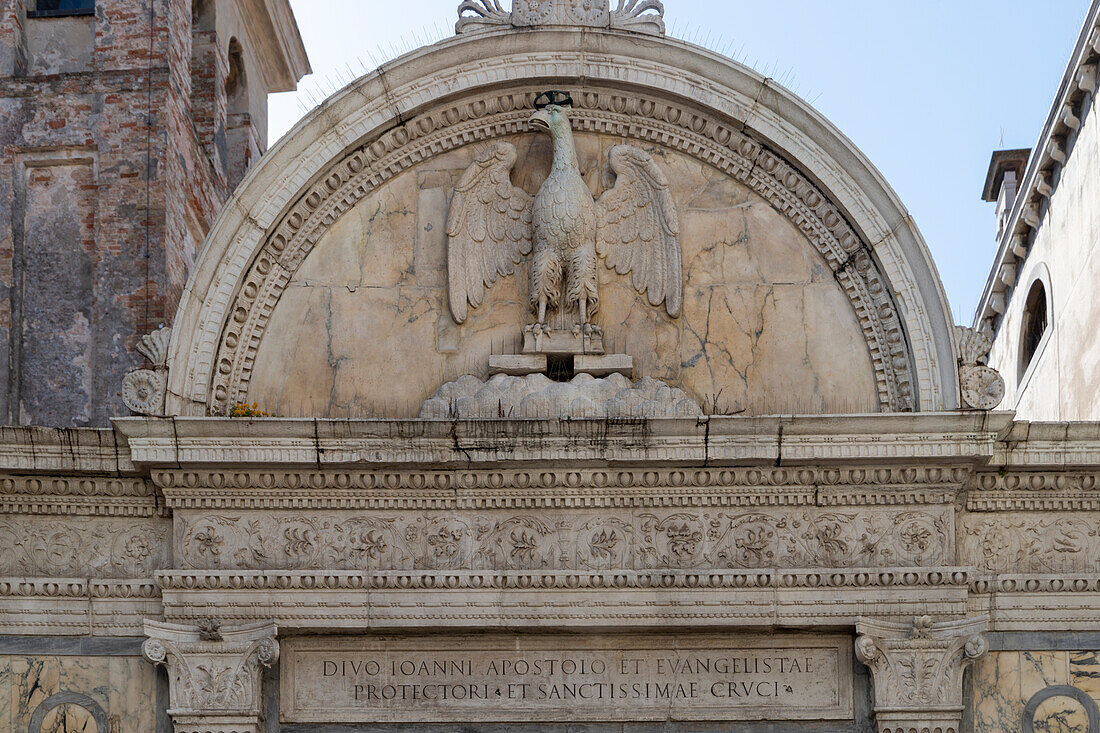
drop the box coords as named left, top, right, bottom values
left=269, top=0, right=1092, bottom=323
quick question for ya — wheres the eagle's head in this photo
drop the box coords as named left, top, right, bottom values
left=529, top=105, right=571, bottom=137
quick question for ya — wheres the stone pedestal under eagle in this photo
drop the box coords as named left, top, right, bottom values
left=446, top=94, right=682, bottom=334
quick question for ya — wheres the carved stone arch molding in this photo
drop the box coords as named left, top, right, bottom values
left=165, top=29, right=959, bottom=415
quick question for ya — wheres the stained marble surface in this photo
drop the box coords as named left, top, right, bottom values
left=249, top=132, right=881, bottom=418
left=966, top=650, right=1100, bottom=732
left=0, top=655, right=157, bottom=732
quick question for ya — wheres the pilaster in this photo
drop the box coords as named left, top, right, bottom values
left=855, top=615, right=988, bottom=733
left=142, top=619, right=278, bottom=733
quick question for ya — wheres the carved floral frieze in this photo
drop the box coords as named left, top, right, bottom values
left=962, top=514, right=1100, bottom=573
left=175, top=507, right=952, bottom=572
left=0, top=517, right=170, bottom=577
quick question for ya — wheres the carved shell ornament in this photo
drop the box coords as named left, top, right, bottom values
left=456, top=1, right=665, bottom=38
left=447, top=91, right=682, bottom=328
left=122, top=326, right=172, bottom=416
left=954, top=326, right=1005, bottom=410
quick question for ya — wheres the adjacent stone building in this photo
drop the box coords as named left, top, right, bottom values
left=977, top=1, right=1100, bottom=420
left=1, top=1, right=1099, bottom=732
left=0, top=0, right=308, bottom=426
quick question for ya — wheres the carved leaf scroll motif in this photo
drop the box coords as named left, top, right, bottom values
left=963, top=515, right=1100, bottom=573
left=176, top=508, right=951, bottom=572
left=0, top=518, right=169, bottom=577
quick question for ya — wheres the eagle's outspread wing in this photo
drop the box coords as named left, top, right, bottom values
left=447, top=142, right=534, bottom=323
left=595, top=144, right=682, bottom=317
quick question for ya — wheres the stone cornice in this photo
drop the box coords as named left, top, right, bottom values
left=113, top=413, right=1013, bottom=469
left=975, top=2, right=1100, bottom=333
left=0, top=578, right=162, bottom=636
left=240, top=0, right=311, bottom=93
left=0, top=427, right=134, bottom=474
left=0, top=475, right=162, bottom=517
left=158, top=568, right=971, bottom=630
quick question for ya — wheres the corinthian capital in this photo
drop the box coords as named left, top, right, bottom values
left=855, top=615, right=988, bottom=733
left=143, top=619, right=279, bottom=733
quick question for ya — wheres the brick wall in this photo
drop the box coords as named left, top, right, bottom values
left=0, top=0, right=237, bottom=425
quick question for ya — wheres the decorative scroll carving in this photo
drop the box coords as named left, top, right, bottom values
left=455, top=0, right=512, bottom=33
left=0, top=517, right=169, bottom=577
left=175, top=507, right=952, bottom=572
left=143, top=620, right=279, bottom=733
left=122, top=327, right=171, bottom=416
left=457, top=0, right=664, bottom=34
left=955, top=326, right=1004, bottom=410
left=856, top=615, right=987, bottom=733
left=963, top=514, right=1100, bottom=573
left=448, top=104, right=681, bottom=327
left=208, top=85, right=916, bottom=414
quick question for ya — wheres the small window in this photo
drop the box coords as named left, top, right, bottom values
left=1020, top=279, right=1049, bottom=376
left=28, top=0, right=94, bottom=18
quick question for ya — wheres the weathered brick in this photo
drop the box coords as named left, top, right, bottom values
left=0, top=0, right=295, bottom=426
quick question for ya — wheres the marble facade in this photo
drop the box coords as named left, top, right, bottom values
left=3, top=1, right=1100, bottom=732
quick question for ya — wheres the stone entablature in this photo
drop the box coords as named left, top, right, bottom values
left=0, top=415, right=1095, bottom=730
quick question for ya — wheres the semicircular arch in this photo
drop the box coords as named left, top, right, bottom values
left=165, top=29, right=958, bottom=415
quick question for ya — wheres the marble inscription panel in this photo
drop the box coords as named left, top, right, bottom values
left=280, top=634, right=853, bottom=723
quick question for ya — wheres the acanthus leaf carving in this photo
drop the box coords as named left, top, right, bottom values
left=143, top=619, right=279, bottom=733
left=457, top=0, right=664, bottom=34
left=0, top=516, right=169, bottom=577
left=610, top=0, right=665, bottom=34
left=456, top=0, right=512, bottom=33
left=855, top=615, right=987, bottom=733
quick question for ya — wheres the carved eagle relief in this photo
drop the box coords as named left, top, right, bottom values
left=446, top=96, right=682, bottom=330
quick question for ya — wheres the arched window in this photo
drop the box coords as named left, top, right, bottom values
left=1020, top=278, right=1049, bottom=377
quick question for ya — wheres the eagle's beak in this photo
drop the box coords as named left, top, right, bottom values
left=529, top=109, right=551, bottom=132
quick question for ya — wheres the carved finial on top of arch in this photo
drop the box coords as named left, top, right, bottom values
left=457, top=0, right=665, bottom=35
